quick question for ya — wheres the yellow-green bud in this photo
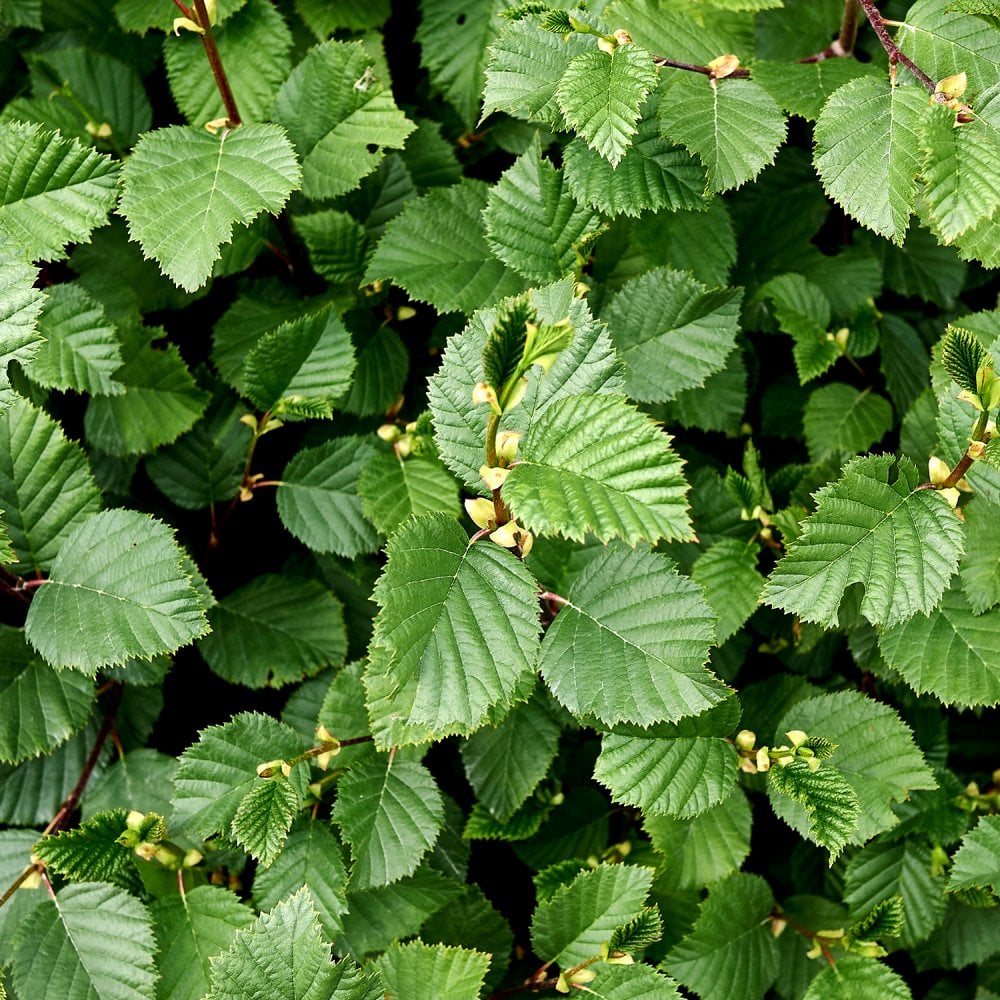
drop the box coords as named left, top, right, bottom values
left=480, top=464, right=510, bottom=491
left=397, top=305, right=417, bottom=321
left=376, top=423, right=400, bottom=443
left=497, top=430, right=521, bottom=462
left=465, top=497, right=496, bottom=531
left=472, top=382, right=500, bottom=413
left=756, top=747, right=771, bottom=773
left=936, top=71, right=968, bottom=100
left=735, top=729, right=756, bottom=751
left=786, top=730, right=808, bottom=747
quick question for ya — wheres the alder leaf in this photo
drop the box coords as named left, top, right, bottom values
left=332, top=756, right=445, bottom=889
left=503, top=393, right=692, bottom=545
left=358, top=452, right=461, bottom=537
left=802, top=384, right=894, bottom=462
left=814, top=77, right=930, bottom=245
left=763, top=453, right=963, bottom=628
left=691, top=539, right=765, bottom=644
left=33, top=807, right=140, bottom=882
left=231, top=774, right=300, bottom=867
left=583, top=965, right=682, bottom=999
left=959, top=497, right=1000, bottom=614
left=374, top=941, right=490, bottom=1000
left=0, top=236, right=44, bottom=403
left=801, top=955, right=912, bottom=1000
left=25, top=509, right=210, bottom=671
left=119, top=123, right=300, bottom=292
left=948, top=815, right=1000, bottom=894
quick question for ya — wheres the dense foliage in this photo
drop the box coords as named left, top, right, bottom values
left=1, top=0, right=1000, bottom=997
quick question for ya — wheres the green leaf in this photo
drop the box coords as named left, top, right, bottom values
left=0, top=625, right=95, bottom=764
left=557, top=43, right=657, bottom=167
left=691, top=539, right=765, bottom=643
left=760, top=272, right=838, bottom=384
left=337, top=326, right=409, bottom=417
left=242, top=308, right=355, bottom=421
left=119, top=123, right=300, bottom=292
left=232, top=774, right=300, bottom=867
left=464, top=797, right=549, bottom=841
left=814, top=78, right=930, bottom=244
left=531, top=863, right=654, bottom=969
left=82, top=749, right=177, bottom=821
left=0, top=398, right=101, bottom=574
left=116, top=0, right=246, bottom=32
left=484, top=136, right=601, bottom=284
left=296, top=210, right=367, bottom=286
left=365, top=179, right=525, bottom=314
left=772, top=691, right=936, bottom=844
left=0, top=237, right=45, bottom=403
left=84, top=342, right=210, bottom=456
left=0, top=122, right=119, bottom=261
left=763, top=453, right=964, bottom=628
left=273, top=40, right=414, bottom=200
left=582, top=964, right=682, bottom=1000
left=33, top=807, right=136, bottom=882
left=539, top=543, right=725, bottom=727
left=276, top=437, right=381, bottom=557
left=658, top=74, right=787, bottom=194
left=200, top=575, right=346, bottom=689
left=503, top=393, right=691, bottom=545
left=802, top=955, right=912, bottom=1000
left=960, top=498, right=1000, bottom=613
left=252, top=818, right=349, bottom=940
left=461, top=691, right=562, bottom=822
left=25, top=509, right=209, bottom=671
left=172, top=712, right=310, bottom=839
left=878, top=585, right=1000, bottom=707
left=152, top=885, right=255, bottom=1000
left=752, top=58, right=881, bottom=121
left=332, top=756, right=445, bottom=889
left=165, top=0, right=291, bottom=126
left=665, top=873, right=778, bottom=1000
left=364, top=513, right=541, bottom=745
left=374, top=941, right=489, bottom=1000
left=949, top=815, right=1000, bottom=894
left=601, top=266, right=742, bottom=403
left=940, top=326, right=992, bottom=394
left=767, top=759, right=860, bottom=863
left=802, top=384, right=894, bottom=462
left=295, top=0, right=390, bottom=33
left=358, top=452, right=461, bottom=537
left=851, top=896, right=906, bottom=942
left=11, top=882, right=158, bottom=1000
left=593, top=700, right=741, bottom=819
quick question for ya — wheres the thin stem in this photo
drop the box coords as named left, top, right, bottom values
left=802, top=0, right=861, bottom=61
left=486, top=976, right=560, bottom=1000
left=191, top=0, right=242, bottom=126
left=938, top=411, right=991, bottom=490
left=171, top=0, right=195, bottom=19
left=653, top=56, right=750, bottom=78
left=858, top=0, right=938, bottom=93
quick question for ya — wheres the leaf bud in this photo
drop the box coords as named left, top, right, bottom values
left=256, top=759, right=287, bottom=779
left=927, top=456, right=951, bottom=484
left=568, top=969, right=597, bottom=985
left=489, top=519, right=522, bottom=548
left=173, top=16, right=205, bottom=35
left=480, top=464, right=510, bottom=491
left=735, top=729, right=756, bottom=751
left=555, top=973, right=571, bottom=994
left=504, top=376, right=529, bottom=411
left=738, top=756, right=758, bottom=774
left=775, top=754, right=795, bottom=767
left=155, top=845, right=181, bottom=868
left=597, top=35, right=617, bottom=54
left=395, top=435, right=413, bottom=458
left=518, top=529, right=534, bottom=556
left=183, top=848, right=203, bottom=867
left=134, top=841, right=159, bottom=861
left=834, top=327, right=850, bottom=351
left=497, top=430, right=521, bottom=462
left=785, top=730, right=808, bottom=748
left=968, top=440, right=987, bottom=461
left=756, top=747, right=771, bottom=772
left=397, top=305, right=417, bottom=321
left=957, top=388, right=986, bottom=412
left=853, top=941, right=885, bottom=958
left=472, top=382, right=501, bottom=413
left=240, top=413, right=258, bottom=431
left=771, top=917, right=787, bottom=937
left=465, top=497, right=496, bottom=530
left=606, top=951, right=635, bottom=965
left=613, top=29, right=633, bottom=45
left=806, top=755, right=822, bottom=772
left=125, top=809, right=146, bottom=832
left=204, top=117, right=230, bottom=134
left=936, top=71, right=968, bottom=100
left=20, top=867, right=42, bottom=890
left=376, top=423, right=400, bottom=443
left=708, top=53, right=741, bottom=79
left=966, top=781, right=981, bottom=797
left=817, top=928, right=845, bottom=939
left=86, top=121, right=113, bottom=139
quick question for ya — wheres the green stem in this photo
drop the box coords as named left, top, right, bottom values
left=485, top=412, right=501, bottom=467
left=191, top=0, right=242, bottom=126
left=938, top=411, right=990, bottom=490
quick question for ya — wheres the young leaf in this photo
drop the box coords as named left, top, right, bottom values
left=231, top=774, right=300, bottom=868
left=763, top=453, right=964, bottom=628
left=539, top=543, right=726, bottom=727
left=658, top=75, right=787, bottom=194
left=33, top=807, right=142, bottom=882
left=814, top=78, right=930, bottom=244
left=332, top=756, right=445, bottom=889
left=531, top=863, right=655, bottom=969
left=601, top=266, right=742, bottom=402
left=119, top=123, right=301, bottom=292
left=374, top=941, right=489, bottom=1000
left=691, top=539, right=764, bottom=643
left=12, top=883, right=158, bottom=998
left=0, top=122, right=119, bottom=261
left=802, top=384, right=894, bottom=462
left=358, top=451, right=461, bottom=537
left=25, top=509, right=210, bottom=671
left=948, top=815, right=1000, bottom=894
left=365, top=513, right=541, bottom=743
left=802, top=955, right=912, bottom=1000
left=556, top=43, right=658, bottom=167
left=940, top=325, right=991, bottom=394
left=665, top=873, right=778, bottom=1000
left=152, top=885, right=255, bottom=1000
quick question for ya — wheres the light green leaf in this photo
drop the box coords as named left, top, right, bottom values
left=504, top=393, right=691, bottom=545
left=0, top=237, right=44, bottom=403
left=0, top=122, right=119, bottom=261
left=691, top=539, right=764, bottom=643
left=273, top=40, right=414, bottom=200
left=232, top=774, right=301, bottom=867
left=540, top=543, right=724, bottom=727
left=878, top=585, right=1000, bottom=707
left=84, top=342, right=210, bottom=456
left=276, top=437, right=381, bottom=558
left=365, top=179, right=525, bottom=314
left=165, top=0, right=292, bottom=126
left=119, top=123, right=300, bottom=292
left=82, top=749, right=177, bottom=821
left=760, top=272, right=838, bottom=384
left=602, top=266, right=742, bottom=402
left=29, top=283, right=123, bottom=396
left=375, top=941, right=489, bottom=1000
left=582, top=964, right=682, bottom=1000
left=116, top=0, right=247, bottom=33
left=199, top=575, right=346, bottom=689
left=593, top=700, right=741, bottom=818
left=461, top=692, right=562, bottom=822
left=0, top=828, right=46, bottom=955
left=11, top=882, right=158, bottom=1000
left=332, top=756, right=445, bottom=889
left=752, top=58, right=881, bottom=121
left=365, top=513, right=541, bottom=745
left=33, top=807, right=137, bottom=882
left=802, top=955, right=912, bottom=1000
left=358, top=452, right=461, bottom=537
left=772, top=691, right=936, bottom=844
left=665, top=873, right=778, bottom=1000
left=814, top=78, right=929, bottom=244
left=557, top=43, right=657, bottom=167
left=763, top=453, right=963, bottom=628
left=484, top=137, right=601, bottom=284
left=296, top=0, right=390, bottom=33
left=803, top=383, right=894, bottom=462
left=152, top=885, right=255, bottom=1000
left=948, top=815, right=1000, bottom=894
left=531, top=864, right=654, bottom=969
left=25, top=509, right=209, bottom=671
left=296, top=210, right=367, bottom=286
left=252, top=818, right=349, bottom=940
left=658, top=74, right=787, bottom=194
left=0, top=398, right=101, bottom=575
left=0, top=626, right=94, bottom=765
left=172, top=712, right=310, bottom=839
